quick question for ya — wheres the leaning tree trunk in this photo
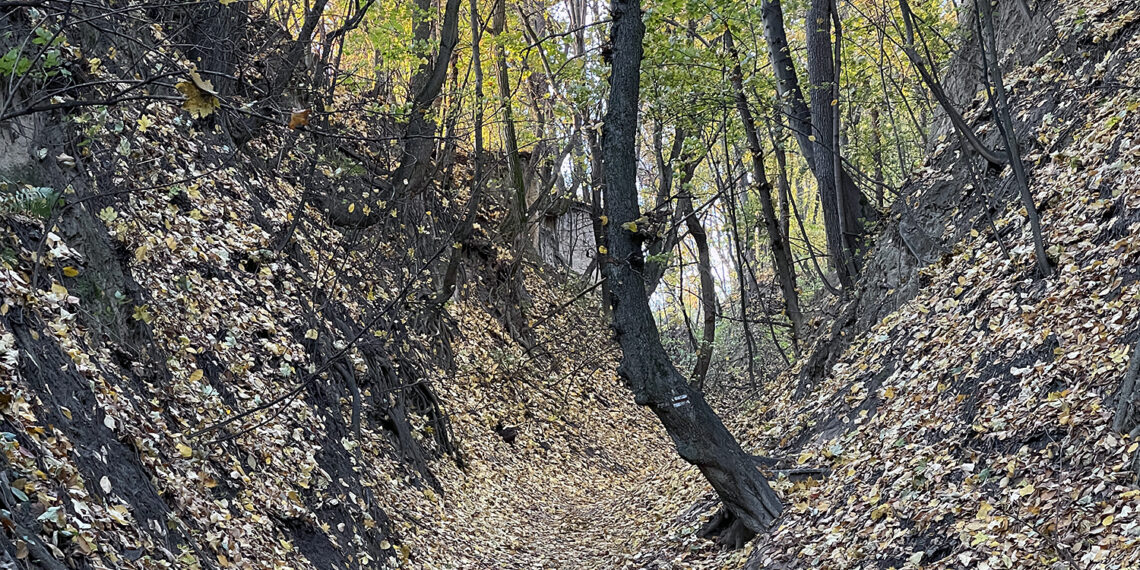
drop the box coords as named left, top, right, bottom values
left=391, top=0, right=462, bottom=196
left=601, top=0, right=782, bottom=546
left=897, top=0, right=1007, bottom=168
left=678, top=189, right=717, bottom=389
left=977, top=0, right=1052, bottom=277
left=726, top=30, right=804, bottom=348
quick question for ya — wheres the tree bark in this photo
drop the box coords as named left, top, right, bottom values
left=391, top=0, right=463, bottom=195
left=678, top=189, right=717, bottom=389
left=977, top=0, right=1052, bottom=277
left=764, top=0, right=867, bottom=287
left=586, top=126, right=611, bottom=320
left=870, top=107, right=884, bottom=209
left=437, top=0, right=487, bottom=302
left=1114, top=335, right=1140, bottom=435
left=602, top=0, right=782, bottom=543
left=806, top=0, right=857, bottom=288
left=726, top=31, right=804, bottom=349
left=760, top=0, right=817, bottom=170
left=491, top=0, right=529, bottom=240
left=643, top=124, right=698, bottom=297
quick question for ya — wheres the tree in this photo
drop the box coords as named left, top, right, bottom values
left=391, top=0, right=463, bottom=196
left=601, top=0, right=782, bottom=546
left=489, top=0, right=529, bottom=241
left=975, top=0, right=1052, bottom=277
left=806, top=0, right=860, bottom=288
left=762, top=0, right=870, bottom=289
left=726, top=29, right=804, bottom=348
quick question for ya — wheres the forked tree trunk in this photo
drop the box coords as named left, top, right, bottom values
left=601, top=0, right=782, bottom=545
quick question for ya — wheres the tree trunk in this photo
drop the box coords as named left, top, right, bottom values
left=1114, top=335, right=1140, bottom=435
left=760, top=0, right=817, bottom=171
left=437, top=0, right=487, bottom=302
left=178, top=1, right=248, bottom=95
left=586, top=127, right=611, bottom=320
left=977, top=0, right=1052, bottom=277
left=770, top=118, right=792, bottom=245
left=644, top=124, right=697, bottom=297
left=392, top=0, right=462, bottom=195
left=871, top=107, right=884, bottom=209
left=806, top=0, right=856, bottom=288
left=764, top=0, right=867, bottom=287
left=601, top=0, right=782, bottom=544
left=726, top=31, right=804, bottom=349
left=678, top=190, right=717, bottom=389
left=491, top=0, right=529, bottom=240
left=898, top=0, right=1007, bottom=168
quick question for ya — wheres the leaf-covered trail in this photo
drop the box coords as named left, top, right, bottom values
left=395, top=282, right=709, bottom=568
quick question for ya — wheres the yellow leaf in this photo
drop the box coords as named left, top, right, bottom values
left=1019, top=484, right=1035, bottom=496
left=977, top=501, right=994, bottom=519
left=175, top=71, right=221, bottom=119
left=348, top=203, right=355, bottom=213
left=62, top=266, right=79, bottom=277
left=600, top=215, right=609, bottom=225
left=884, top=386, right=896, bottom=399
left=75, top=533, right=95, bottom=554
left=598, top=245, right=608, bottom=255
left=188, top=369, right=204, bottom=382
left=51, top=283, right=68, bottom=297
left=304, top=328, right=319, bottom=340
left=177, top=443, right=193, bottom=458
left=136, top=115, right=153, bottom=132
left=1129, top=442, right=1138, bottom=453
left=1103, top=515, right=1114, bottom=526
left=132, top=305, right=153, bottom=324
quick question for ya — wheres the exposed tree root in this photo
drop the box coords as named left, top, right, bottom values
left=698, top=507, right=758, bottom=550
